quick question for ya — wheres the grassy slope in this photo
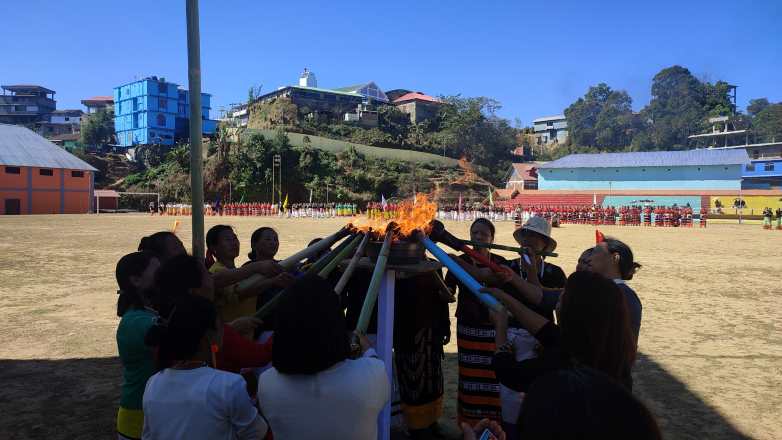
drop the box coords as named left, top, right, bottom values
left=244, top=129, right=459, bottom=167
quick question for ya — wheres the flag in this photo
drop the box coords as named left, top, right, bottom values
left=283, top=193, right=289, bottom=210
left=381, top=194, right=388, bottom=211
left=458, top=193, right=463, bottom=213
left=596, top=229, right=605, bottom=244
left=309, top=188, right=313, bottom=204
left=593, top=193, right=597, bottom=205
left=488, top=189, right=494, bottom=207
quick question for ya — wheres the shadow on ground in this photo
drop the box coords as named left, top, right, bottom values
left=0, top=357, right=121, bottom=440
left=0, top=353, right=752, bottom=440
left=634, top=353, right=750, bottom=440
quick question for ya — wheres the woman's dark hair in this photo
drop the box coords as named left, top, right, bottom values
left=519, top=367, right=662, bottom=439
left=115, top=251, right=157, bottom=317
left=138, top=231, right=179, bottom=262
left=206, top=225, right=233, bottom=268
left=151, top=254, right=204, bottom=315
left=206, top=224, right=233, bottom=249
left=603, top=237, right=641, bottom=280
left=559, top=271, right=636, bottom=381
left=273, top=274, right=350, bottom=374
left=470, top=218, right=495, bottom=238
left=145, top=294, right=217, bottom=370
left=248, top=227, right=277, bottom=261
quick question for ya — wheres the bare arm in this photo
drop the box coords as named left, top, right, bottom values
left=212, top=261, right=283, bottom=289
left=482, top=287, right=548, bottom=335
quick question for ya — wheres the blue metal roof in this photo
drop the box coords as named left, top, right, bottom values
left=0, top=124, right=97, bottom=171
left=539, top=149, right=749, bottom=169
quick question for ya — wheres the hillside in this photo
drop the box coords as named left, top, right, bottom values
left=243, top=129, right=459, bottom=167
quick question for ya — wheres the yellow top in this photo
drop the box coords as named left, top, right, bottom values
left=209, top=261, right=257, bottom=322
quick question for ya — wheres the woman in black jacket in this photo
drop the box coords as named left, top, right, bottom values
left=484, top=271, right=636, bottom=393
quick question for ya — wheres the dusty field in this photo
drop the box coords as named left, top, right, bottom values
left=0, top=214, right=779, bottom=439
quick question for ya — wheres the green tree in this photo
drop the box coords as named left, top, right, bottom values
left=80, top=108, right=114, bottom=147
left=752, top=103, right=782, bottom=142
left=642, top=65, right=708, bottom=149
left=435, top=96, right=516, bottom=184
left=564, top=83, right=637, bottom=149
left=747, top=98, right=771, bottom=116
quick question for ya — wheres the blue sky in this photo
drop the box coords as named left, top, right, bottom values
left=1, top=0, right=780, bottom=124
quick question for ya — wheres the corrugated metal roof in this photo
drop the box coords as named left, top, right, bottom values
left=392, top=92, right=440, bottom=104
left=2, top=84, right=56, bottom=94
left=533, top=115, right=566, bottom=123
left=94, top=189, right=119, bottom=197
left=0, top=124, right=97, bottom=171
left=539, top=149, right=749, bottom=169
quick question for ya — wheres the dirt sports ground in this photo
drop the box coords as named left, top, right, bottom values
left=0, top=214, right=779, bottom=440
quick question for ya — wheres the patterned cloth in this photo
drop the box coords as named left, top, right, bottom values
left=456, top=323, right=502, bottom=425
left=395, top=328, right=444, bottom=430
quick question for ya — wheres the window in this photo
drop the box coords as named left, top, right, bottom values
left=39, top=168, right=53, bottom=176
left=765, top=162, right=775, bottom=171
left=5, top=166, right=21, bottom=174
left=746, top=164, right=755, bottom=171
left=71, top=171, right=84, bottom=178
left=752, top=150, right=759, bottom=159
left=157, top=113, right=166, bottom=127
left=159, top=98, right=167, bottom=110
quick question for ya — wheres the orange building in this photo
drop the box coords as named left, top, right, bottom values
left=0, top=124, right=96, bottom=214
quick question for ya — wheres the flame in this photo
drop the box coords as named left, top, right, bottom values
left=350, top=193, right=437, bottom=239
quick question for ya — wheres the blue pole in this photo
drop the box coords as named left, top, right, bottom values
left=419, top=236, right=504, bottom=312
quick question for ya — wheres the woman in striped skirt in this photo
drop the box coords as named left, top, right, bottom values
left=444, top=218, right=510, bottom=426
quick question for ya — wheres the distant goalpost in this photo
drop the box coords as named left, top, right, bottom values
left=96, top=191, right=160, bottom=213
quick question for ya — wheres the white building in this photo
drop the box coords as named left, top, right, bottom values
left=533, top=115, right=568, bottom=145
left=299, top=68, right=317, bottom=88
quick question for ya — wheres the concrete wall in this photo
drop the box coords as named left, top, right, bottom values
left=0, top=165, right=93, bottom=214
left=538, top=164, right=743, bottom=190
left=396, top=101, right=439, bottom=124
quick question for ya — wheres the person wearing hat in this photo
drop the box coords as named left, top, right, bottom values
left=486, top=216, right=566, bottom=438
left=509, top=216, right=566, bottom=292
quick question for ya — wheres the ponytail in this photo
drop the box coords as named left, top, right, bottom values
left=603, top=238, right=640, bottom=281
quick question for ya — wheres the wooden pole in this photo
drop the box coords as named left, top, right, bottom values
left=186, top=0, right=205, bottom=260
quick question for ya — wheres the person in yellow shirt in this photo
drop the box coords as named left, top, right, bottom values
left=205, top=225, right=286, bottom=322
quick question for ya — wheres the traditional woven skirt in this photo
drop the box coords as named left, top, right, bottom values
left=457, top=323, right=502, bottom=425
left=395, top=328, right=444, bottom=430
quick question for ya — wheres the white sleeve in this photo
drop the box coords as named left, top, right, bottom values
left=226, top=376, right=266, bottom=440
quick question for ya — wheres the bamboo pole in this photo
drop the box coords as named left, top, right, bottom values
left=305, top=233, right=356, bottom=276
left=236, top=226, right=350, bottom=292
left=253, top=230, right=357, bottom=320
left=355, top=228, right=394, bottom=335
left=417, top=234, right=504, bottom=312
left=318, top=234, right=363, bottom=278
left=464, top=240, right=558, bottom=257
left=333, top=233, right=370, bottom=295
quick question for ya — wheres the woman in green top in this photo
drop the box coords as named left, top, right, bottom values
left=115, top=251, right=160, bottom=440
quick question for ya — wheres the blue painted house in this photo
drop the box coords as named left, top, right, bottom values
left=113, top=76, right=216, bottom=147
left=538, top=149, right=749, bottom=191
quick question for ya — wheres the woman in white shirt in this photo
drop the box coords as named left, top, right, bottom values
left=258, top=274, right=389, bottom=440
left=142, top=294, right=267, bottom=440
